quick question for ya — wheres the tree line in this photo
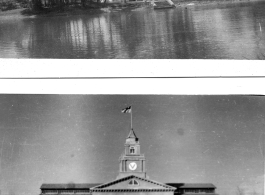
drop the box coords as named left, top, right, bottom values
left=28, top=0, right=107, bottom=11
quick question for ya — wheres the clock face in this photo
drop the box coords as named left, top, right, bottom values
left=128, top=162, right=137, bottom=170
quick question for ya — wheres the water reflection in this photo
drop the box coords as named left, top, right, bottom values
left=0, top=1, right=264, bottom=59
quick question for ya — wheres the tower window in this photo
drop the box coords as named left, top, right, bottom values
left=130, top=146, right=135, bottom=154
left=128, top=179, right=139, bottom=186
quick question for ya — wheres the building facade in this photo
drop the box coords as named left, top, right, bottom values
left=40, top=129, right=217, bottom=195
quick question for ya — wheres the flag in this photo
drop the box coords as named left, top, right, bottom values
left=121, top=106, right=131, bottom=113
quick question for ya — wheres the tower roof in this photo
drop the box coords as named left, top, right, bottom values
left=127, top=129, right=138, bottom=139
left=125, top=129, right=139, bottom=145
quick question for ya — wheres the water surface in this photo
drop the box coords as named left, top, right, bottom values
left=0, top=1, right=265, bottom=59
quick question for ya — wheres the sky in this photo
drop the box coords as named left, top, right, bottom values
left=0, top=95, right=264, bottom=195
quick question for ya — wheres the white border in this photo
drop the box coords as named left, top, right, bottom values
left=0, top=78, right=264, bottom=94
left=0, top=61, right=265, bottom=78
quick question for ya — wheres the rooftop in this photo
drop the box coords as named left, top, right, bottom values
left=166, top=183, right=216, bottom=189
left=41, top=183, right=101, bottom=189
left=41, top=183, right=216, bottom=190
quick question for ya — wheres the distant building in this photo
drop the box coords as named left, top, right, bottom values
left=40, top=129, right=217, bottom=195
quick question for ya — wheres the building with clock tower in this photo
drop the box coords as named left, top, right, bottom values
left=40, top=128, right=217, bottom=195
left=117, top=128, right=148, bottom=179
left=89, top=128, right=176, bottom=195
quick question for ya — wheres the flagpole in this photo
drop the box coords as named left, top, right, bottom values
left=131, top=106, right=133, bottom=129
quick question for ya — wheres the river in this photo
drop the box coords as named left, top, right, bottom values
left=0, top=1, right=264, bottom=59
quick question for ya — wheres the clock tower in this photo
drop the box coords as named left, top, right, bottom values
left=117, top=129, right=148, bottom=179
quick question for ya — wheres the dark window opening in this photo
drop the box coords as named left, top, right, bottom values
left=128, top=179, right=139, bottom=186
left=130, top=147, right=135, bottom=154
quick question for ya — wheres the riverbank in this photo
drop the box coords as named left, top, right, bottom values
left=0, top=6, right=103, bottom=18
left=0, top=0, right=264, bottom=18
left=0, top=2, right=150, bottom=17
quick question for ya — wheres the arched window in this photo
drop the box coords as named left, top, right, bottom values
left=130, top=146, right=135, bottom=154
left=128, top=179, right=139, bottom=186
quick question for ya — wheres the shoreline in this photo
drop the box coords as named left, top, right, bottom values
left=0, top=0, right=264, bottom=18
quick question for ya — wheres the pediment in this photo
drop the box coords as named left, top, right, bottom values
left=91, top=175, right=176, bottom=192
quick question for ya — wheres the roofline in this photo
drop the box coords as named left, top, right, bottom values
left=40, top=183, right=101, bottom=190
left=179, top=187, right=216, bottom=189
left=91, top=189, right=175, bottom=192
left=166, top=183, right=216, bottom=189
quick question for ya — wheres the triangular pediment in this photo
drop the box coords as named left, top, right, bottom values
left=91, top=175, right=176, bottom=192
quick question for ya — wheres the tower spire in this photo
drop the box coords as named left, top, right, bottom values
left=127, top=128, right=137, bottom=139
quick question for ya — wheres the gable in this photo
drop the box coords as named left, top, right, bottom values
left=104, top=178, right=168, bottom=189
left=91, top=175, right=175, bottom=191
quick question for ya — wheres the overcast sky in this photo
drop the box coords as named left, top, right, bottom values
left=0, top=95, right=264, bottom=195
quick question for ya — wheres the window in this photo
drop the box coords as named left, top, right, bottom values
left=128, top=179, right=139, bottom=186
left=184, top=189, right=198, bottom=193
left=60, top=190, right=74, bottom=194
left=129, top=147, right=135, bottom=154
left=43, top=190, right=57, bottom=194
